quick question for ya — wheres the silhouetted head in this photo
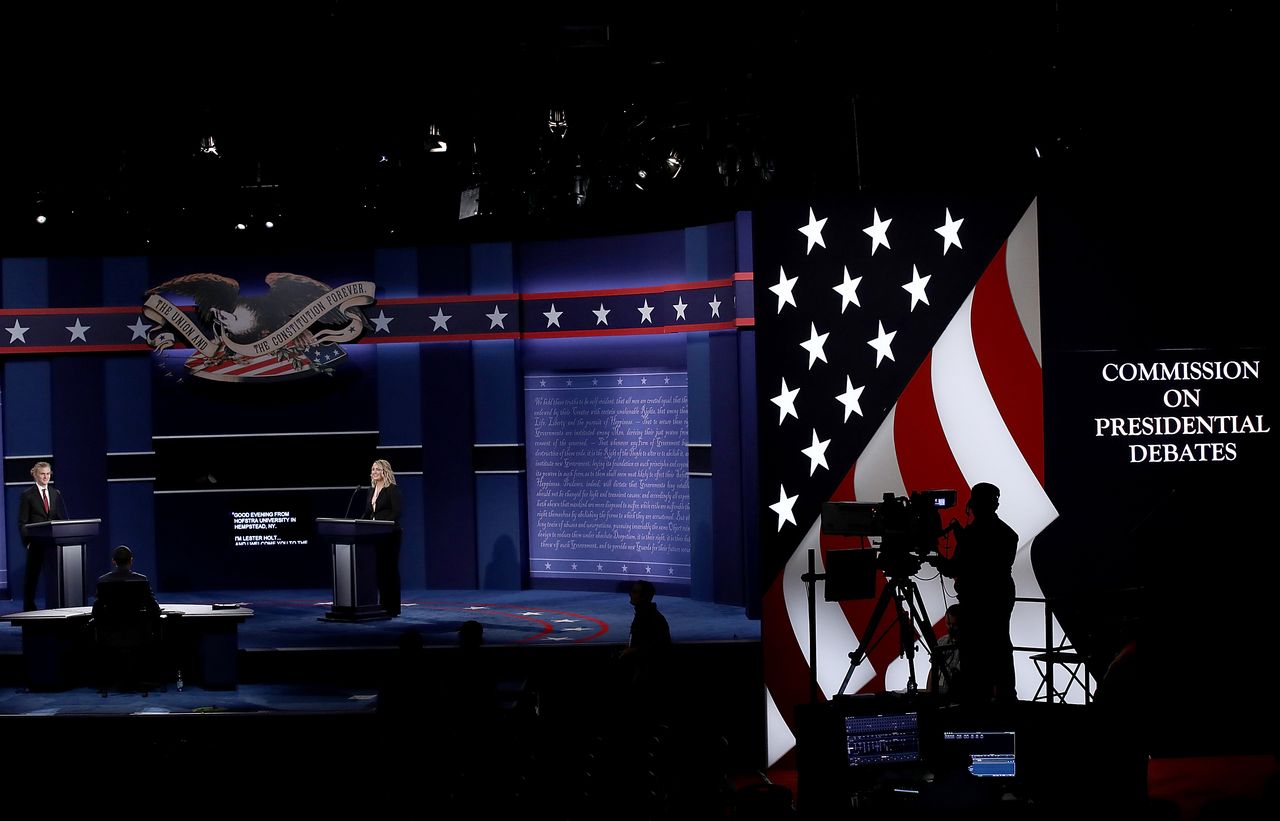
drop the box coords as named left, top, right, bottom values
left=459, top=620, right=483, bottom=648
left=967, top=482, right=1001, bottom=518
left=630, top=579, right=656, bottom=607
left=944, top=603, right=961, bottom=636
left=112, top=545, right=134, bottom=569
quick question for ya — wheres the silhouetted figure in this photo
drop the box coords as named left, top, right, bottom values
left=926, top=603, right=962, bottom=702
left=91, top=545, right=163, bottom=692
left=928, top=482, right=1018, bottom=703
left=620, top=579, right=673, bottom=719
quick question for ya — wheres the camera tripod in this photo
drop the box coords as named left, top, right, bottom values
left=836, top=571, right=939, bottom=696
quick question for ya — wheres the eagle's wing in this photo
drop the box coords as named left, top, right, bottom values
left=265, top=271, right=370, bottom=330
left=146, top=273, right=240, bottom=324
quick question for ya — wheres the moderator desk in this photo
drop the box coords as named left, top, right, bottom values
left=0, top=604, right=254, bottom=691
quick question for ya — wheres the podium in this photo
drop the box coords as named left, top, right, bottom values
left=315, top=517, right=395, bottom=622
left=26, top=518, right=101, bottom=609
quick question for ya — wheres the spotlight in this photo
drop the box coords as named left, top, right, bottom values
left=548, top=109, right=568, bottom=139
left=198, top=135, right=219, bottom=157
left=234, top=222, right=247, bottom=231
left=571, top=160, right=589, bottom=208
left=664, top=149, right=684, bottom=179
left=426, top=124, right=447, bottom=153
left=264, top=220, right=274, bottom=229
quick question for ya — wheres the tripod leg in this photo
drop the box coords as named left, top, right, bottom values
left=838, top=582, right=897, bottom=696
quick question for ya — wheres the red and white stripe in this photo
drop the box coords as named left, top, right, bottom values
left=765, top=200, right=1059, bottom=766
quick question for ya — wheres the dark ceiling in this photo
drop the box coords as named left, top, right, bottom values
left=0, top=2, right=1263, bottom=255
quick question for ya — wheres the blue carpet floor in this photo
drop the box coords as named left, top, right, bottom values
left=0, top=588, right=759, bottom=716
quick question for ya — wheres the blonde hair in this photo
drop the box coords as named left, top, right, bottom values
left=30, top=461, right=51, bottom=478
left=373, top=459, right=397, bottom=486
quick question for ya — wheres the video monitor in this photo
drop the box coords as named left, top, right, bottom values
left=844, top=711, right=922, bottom=768
left=939, top=729, right=1017, bottom=778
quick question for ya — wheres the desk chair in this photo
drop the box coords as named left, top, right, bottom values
left=90, top=580, right=163, bottom=695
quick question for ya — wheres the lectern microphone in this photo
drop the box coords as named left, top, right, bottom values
left=343, top=485, right=367, bottom=519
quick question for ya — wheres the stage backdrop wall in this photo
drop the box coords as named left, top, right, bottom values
left=1, top=215, right=758, bottom=610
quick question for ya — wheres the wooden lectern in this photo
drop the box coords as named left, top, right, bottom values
left=25, top=518, right=101, bottom=608
left=315, top=517, right=395, bottom=622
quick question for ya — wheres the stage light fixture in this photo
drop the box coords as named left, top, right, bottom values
left=548, top=108, right=568, bottom=139
left=36, top=214, right=47, bottom=224
left=198, top=135, right=219, bottom=157
left=234, top=222, right=247, bottom=231
left=664, top=148, right=683, bottom=179
left=426, top=123, right=447, bottom=153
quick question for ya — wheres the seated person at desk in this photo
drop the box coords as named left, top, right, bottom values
left=91, top=545, right=164, bottom=689
left=92, top=544, right=161, bottom=624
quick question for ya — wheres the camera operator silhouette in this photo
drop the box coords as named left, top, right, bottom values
left=926, top=482, right=1018, bottom=704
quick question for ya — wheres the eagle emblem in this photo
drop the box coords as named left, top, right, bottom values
left=141, top=272, right=376, bottom=382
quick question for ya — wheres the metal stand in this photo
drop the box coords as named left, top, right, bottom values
left=837, top=572, right=938, bottom=696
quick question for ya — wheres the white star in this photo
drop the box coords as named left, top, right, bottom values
left=554, top=618, right=579, bottom=623
left=465, top=605, right=491, bottom=611
left=545, top=636, right=571, bottom=641
left=621, top=565, right=629, bottom=573
left=520, top=611, right=543, bottom=616
left=66, top=318, right=91, bottom=342
left=566, top=379, right=574, bottom=386
left=836, top=377, right=865, bottom=422
left=863, top=208, right=892, bottom=255
left=485, top=305, right=508, bottom=329
left=663, top=376, right=670, bottom=384
left=371, top=309, right=395, bottom=333
left=6, top=320, right=28, bottom=343
left=126, top=316, right=153, bottom=341
left=770, top=485, right=798, bottom=531
left=429, top=307, right=452, bottom=331
left=539, top=379, right=547, bottom=387
left=562, top=626, right=590, bottom=632
left=708, top=294, right=722, bottom=318
left=902, top=264, right=932, bottom=311
left=868, top=320, right=897, bottom=367
left=544, top=562, right=552, bottom=570
left=771, top=378, right=800, bottom=424
left=645, top=566, right=652, bottom=573
left=935, top=207, right=964, bottom=255
left=668, top=568, right=675, bottom=574
left=616, top=377, right=623, bottom=385
left=800, top=322, right=829, bottom=369
left=570, top=563, right=578, bottom=570
left=592, top=303, right=611, bottom=325
left=597, top=563, right=604, bottom=571
left=801, top=429, right=831, bottom=475
left=637, top=299, right=655, bottom=324
left=592, top=378, right=598, bottom=385
left=798, top=207, right=828, bottom=254
left=672, top=297, right=688, bottom=321
left=770, top=267, right=798, bottom=314
left=640, top=377, right=647, bottom=384
left=543, top=303, right=563, bottom=328
left=833, top=266, right=863, bottom=313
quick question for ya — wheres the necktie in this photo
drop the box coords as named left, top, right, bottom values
left=41, top=488, right=49, bottom=514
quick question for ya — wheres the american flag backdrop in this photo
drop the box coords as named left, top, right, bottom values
left=753, top=194, right=1060, bottom=766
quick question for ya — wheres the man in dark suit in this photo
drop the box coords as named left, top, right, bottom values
left=17, top=460, right=69, bottom=611
left=92, top=545, right=162, bottom=690
left=92, top=544, right=162, bottom=623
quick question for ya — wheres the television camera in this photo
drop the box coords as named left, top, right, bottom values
left=821, top=489, right=956, bottom=579
left=816, top=490, right=957, bottom=696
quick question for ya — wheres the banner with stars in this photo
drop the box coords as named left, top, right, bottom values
left=0, top=275, right=753, bottom=355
